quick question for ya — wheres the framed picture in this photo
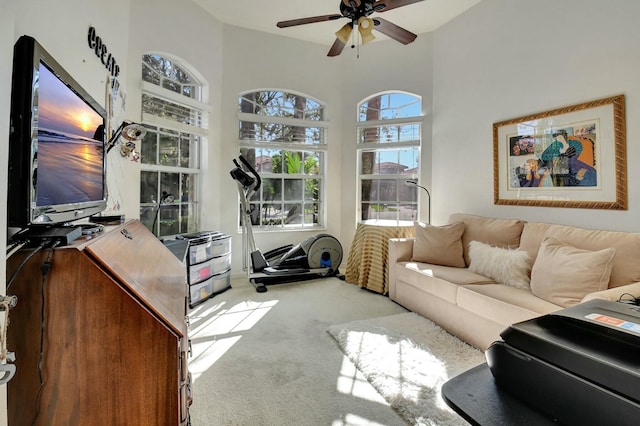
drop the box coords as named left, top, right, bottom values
left=493, top=94, right=627, bottom=209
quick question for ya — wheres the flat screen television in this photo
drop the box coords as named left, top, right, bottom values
left=7, top=35, right=107, bottom=235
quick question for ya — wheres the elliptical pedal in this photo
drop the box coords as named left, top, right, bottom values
left=253, top=282, right=267, bottom=293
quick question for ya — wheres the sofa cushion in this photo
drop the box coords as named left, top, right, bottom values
left=411, top=221, right=465, bottom=267
left=449, top=213, right=525, bottom=266
left=399, top=261, right=494, bottom=304
left=530, top=237, right=615, bottom=308
left=468, top=241, right=531, bottom=289
left=458, top=284, right=561, bottom=326
left=520, top=222, right=640, bottom=288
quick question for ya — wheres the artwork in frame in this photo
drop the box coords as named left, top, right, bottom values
left=493, top=94, right=627, bottom=210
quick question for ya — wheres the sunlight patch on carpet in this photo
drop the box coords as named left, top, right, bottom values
left=190, top=335, right=241, bottom=382
left=336, top=355, right=389, bottom=404
left=189, top=299, right=279, bottom=382
left=191, top=300, right=278, bottom=335
left=328, top=312, right=485, bottom=426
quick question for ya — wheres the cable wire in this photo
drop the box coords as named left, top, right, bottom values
left=6, top=240, right=48, bottom=291
left=31, top=239, right=60, bottom=426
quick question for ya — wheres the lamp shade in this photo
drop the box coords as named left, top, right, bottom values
left=335, top=23, right=353, bottom=44
left=121, top=123, right=147, bottom=141
left=106, top=121, right=147, bottom=154
left=358, top=17, right=375, bottom=45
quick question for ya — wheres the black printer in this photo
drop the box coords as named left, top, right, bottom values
left=486, top=299, right=640, bottom=425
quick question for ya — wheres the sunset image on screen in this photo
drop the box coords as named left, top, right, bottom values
left=35, top=62, right=105, bottom=206
left=37, top=63, right=103, bottom=140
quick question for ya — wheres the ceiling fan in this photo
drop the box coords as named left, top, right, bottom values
left=276, top=0, right=425, bottom=57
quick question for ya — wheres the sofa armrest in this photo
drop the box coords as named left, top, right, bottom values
left=388, top=238, right=414, bottom=299
left=389, top=238, right=414, bottom=262
left=582, top=282, right=640, bottom=303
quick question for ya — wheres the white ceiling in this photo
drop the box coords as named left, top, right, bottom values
left=193, top=0, right=481, bottom=47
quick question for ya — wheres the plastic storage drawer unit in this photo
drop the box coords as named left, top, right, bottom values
left=179, top=231, right=231, bottom=308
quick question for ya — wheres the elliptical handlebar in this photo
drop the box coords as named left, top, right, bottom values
left=238, top=155, right=261, bottom=192
left=230, top=155, right=261, bottom=193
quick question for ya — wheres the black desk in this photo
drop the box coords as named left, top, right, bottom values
left=442, top=363, right=559, bottom=425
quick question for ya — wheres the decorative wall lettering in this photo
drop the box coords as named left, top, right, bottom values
left=87, top=27, right=120, bottom=77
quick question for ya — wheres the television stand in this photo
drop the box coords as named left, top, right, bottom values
left=7, top=220, right=191, bottom=425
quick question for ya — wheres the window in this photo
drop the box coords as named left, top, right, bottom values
left=139, top=54, right=208, bottom=237
left=238, top=90, right=327, bottom=230
left=357, top=92, right=422, bottom=223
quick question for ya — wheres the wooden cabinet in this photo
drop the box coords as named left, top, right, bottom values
left=7, top=220, right=191, bottom=425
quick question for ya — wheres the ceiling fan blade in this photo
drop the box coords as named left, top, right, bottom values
left=327, top=38, right=347, bottom=57
left=277, top=14, right=343, bottom=28
left=373, top=17, right=417, bottom=44
left=373, top=0, right=425, bottom=13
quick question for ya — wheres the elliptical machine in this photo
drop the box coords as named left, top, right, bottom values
left=230, top=155, right=344, bottom=293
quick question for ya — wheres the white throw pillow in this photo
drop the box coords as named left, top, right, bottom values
left=468, top=240, right=532, bottom=289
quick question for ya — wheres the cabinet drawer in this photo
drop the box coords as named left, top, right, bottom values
left=188, top=255, right=231, bottom=285
left=188, top=236, right=231, bottom=264
left=189, top=271, right=231, bottom=307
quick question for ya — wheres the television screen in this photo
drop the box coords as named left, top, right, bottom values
left=36, top=63, right=105, bottom=207
left=7, top=35, right=107, bottom=233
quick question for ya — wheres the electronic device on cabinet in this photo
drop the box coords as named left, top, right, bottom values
left=7, top=35, right=107, bottom=240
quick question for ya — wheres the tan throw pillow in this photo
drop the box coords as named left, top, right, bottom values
left=468, top=240, right=531, bottom=289
left=411, top=221, right=465, bottom=267
left=530, top=237, right=616, bottom=307
left=449, top=213, right=525, bottom=266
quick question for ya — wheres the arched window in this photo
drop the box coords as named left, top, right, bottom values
left=238, top=90, right=327, bottom=230
left=139, top=54, right=209, bottom=237
left=357, top=92, right=422, bottom=223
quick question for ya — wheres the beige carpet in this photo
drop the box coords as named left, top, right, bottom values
left=188, top=277, right=409, bottom=425
left=328, top=313, right=485, bottom=426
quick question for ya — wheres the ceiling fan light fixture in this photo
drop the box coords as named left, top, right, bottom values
left=358, top=17, right=375, bottom=44
left=335, top=23, right=353, bottom=44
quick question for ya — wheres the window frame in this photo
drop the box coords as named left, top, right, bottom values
left=238, top=90, right=328, bottom=232
left=356, top=91, right=423, bottom=225
left=139, top=54, right=208, bottom=237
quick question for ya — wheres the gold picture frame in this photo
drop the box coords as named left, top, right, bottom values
left=493, top=94, right=627, bottom=209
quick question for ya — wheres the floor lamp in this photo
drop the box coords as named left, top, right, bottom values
left=152, top=191, right=175, bottom=237
left=405, top=180, right=431, bottom=224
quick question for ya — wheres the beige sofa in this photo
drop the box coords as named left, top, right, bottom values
left=388, top=213, right=640, bottom=350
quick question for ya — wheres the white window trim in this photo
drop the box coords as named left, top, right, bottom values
left=142, top=112, right=208, bottom=137
left=238, top=112, right=328, bottom=129
left=356, top=116, right=423, bottom=126
left=142, top=81, right=211, bottom=113
left=238, top=91, right=328, bottom=232
left=355, top=94, right=423, bottom=225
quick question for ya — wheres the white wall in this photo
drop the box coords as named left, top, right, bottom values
left=10, top=0, right=130, bottom=112
left=3, top=0, right=640, bottom=422
left=2, top=2, right=129, bottom=424
left=0, top=6, right=15, bottom=425
left=220, top=25, right=345, bottom=273
left=218, top=26, right=435, bottom=272
left=432, top=0, right=640, bottom=231
left=337, top=34, right=435, bottom=249
left=125, top=0, right=224, bottom=224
